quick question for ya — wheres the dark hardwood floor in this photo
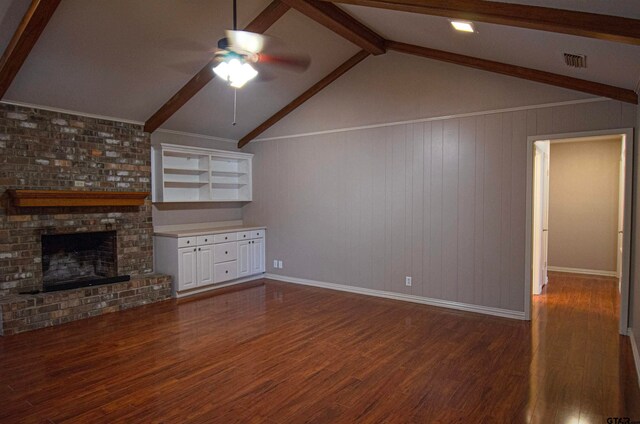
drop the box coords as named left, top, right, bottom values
left=0, top=275, right=638, bottom=423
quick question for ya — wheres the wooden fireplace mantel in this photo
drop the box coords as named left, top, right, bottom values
left=6, top=190, right=150, bottom=207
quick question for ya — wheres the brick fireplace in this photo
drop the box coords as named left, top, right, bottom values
left=41, top=230, right=126, bottom=292
left=0, top=103, right=171, bottom=335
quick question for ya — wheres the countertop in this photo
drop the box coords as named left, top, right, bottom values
left=154, top=225, right=266, bottom=238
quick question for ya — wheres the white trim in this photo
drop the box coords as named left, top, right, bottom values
left=265, top=273, right=525, bottom=320
left=0, top=99, right=145, bottom=126
left=155, top=128, right=236, bottom=144
left=255, top=97, right=608, bottom=142
left=174, top=274, right=264, bottom=298
left=547, top=266, right=617, bottom=277
left=153, top=220, right=244, bottom=234
left=630, top=329, right=640, bottom=388
left=525, top=128, right=634, bottom=336
left=157, top=142, right=252, bottom=158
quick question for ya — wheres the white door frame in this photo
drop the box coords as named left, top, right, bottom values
left=524, top=128, right=634, bottom=335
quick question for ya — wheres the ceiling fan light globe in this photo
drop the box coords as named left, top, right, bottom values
left=213, top=61, right=230, bottom=80
left=229, top=62, right=258, bottom=88
left=213, top=57, right=258, bottom=88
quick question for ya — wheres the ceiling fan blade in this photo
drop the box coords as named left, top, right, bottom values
left=226, top=30, right=268, bottom=54
left=256, top=53, right=311, bottom=73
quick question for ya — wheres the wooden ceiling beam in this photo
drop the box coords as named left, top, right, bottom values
left=143, top=0, right=290, bottom=133
left=238, top=49, right=370, bottom=148
left=281, top=0, right=385, bottom=54
left=0, top=0, right=61, bottom=99
left=321, top=0, right=640, bottom=46
left=387, top=40, right=638, bottom=104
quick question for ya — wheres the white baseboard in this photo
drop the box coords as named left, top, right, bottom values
left=630, top=329, right=640, bottom=388
left=547, top=266, right=617, bottom=277
left=265, top=273, right=525, bottom=320
left=174, top=275, right=264, bottom=299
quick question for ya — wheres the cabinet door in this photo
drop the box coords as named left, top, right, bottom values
left=238, top=240, right=250, bottom=278
left=178, top=247, right=198, bottom=290
left=197, top=245, right=214, bottom=286
left=250, top=238, right=265, bottom=275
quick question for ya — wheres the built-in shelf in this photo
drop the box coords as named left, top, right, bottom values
left=164, top=167, right=209, bottom=174
left=211, top=183, right=247, bottom=188
left=164, top=181, right=209, bottom=186
left=211, top=171, right=247, bottom=177
left=7, top=190, right=149, bottom=207
left=152, top=144, right=253, bottom=203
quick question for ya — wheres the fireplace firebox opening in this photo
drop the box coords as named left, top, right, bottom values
left=41, top=231, right=130, bottom=292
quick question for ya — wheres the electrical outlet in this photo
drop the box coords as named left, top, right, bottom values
left=405, top=276, right=412, bottom=287
left=74, top=180, right=85, bottom=187
left=273, top=260, right=278, bottom=269
left=278, top=260, right=283, bottom=269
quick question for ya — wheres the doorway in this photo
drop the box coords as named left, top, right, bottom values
left=525, top=129, right=633, bottom=335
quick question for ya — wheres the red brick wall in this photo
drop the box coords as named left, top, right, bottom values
left=0, top=103, right=154, bottom=295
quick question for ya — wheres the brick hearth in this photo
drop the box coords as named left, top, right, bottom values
left=0, top=274, right=171, bottom=335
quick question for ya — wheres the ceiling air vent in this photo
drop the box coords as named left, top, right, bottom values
left=563, top=53, right=587, bottom=68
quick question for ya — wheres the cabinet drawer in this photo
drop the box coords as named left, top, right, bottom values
left=197, top=235, right=214, bottom=245
left=237, top=231, right=251, bottom=241
left=177, top=237, right=197, bottom=248
left=214, top=242, right=237, bottom=264
left=250, top=229, right=265, bottom=239
left=214, top=261, right=238, bottom=283
left=213, top=233, right=237, bottom=243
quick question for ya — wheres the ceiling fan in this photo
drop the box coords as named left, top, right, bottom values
left=212, top=0, right=311, bottom=89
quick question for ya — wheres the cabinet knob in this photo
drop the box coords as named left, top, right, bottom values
left=204, top=239, right=208, bottom=242
left=193, top=248, right=196, bottom=252
left=187, top=240, right=190, bottom=244
left=225, top=251, right=228, bottom=254
left=198, top=248, right=201, bottom=251
left=225, top=237, right=228, bottom=240
left=225, top=270, right=228, bottom=274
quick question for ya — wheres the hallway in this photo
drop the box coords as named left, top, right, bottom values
left=531, top=272, right=640, bottom=422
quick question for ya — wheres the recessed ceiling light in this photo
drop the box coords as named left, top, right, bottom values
left=451, top=20, right=475, bottom=33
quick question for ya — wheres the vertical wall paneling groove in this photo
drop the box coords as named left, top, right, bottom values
left=511, top=111, right=528, bottom=311
left=500, top=113, right=513, bottom=309
left=473, top=115, right=486, bottom=308
left=483, top=114, right=502, bottom=308
left=422, top=122, right=432, bottom=299
left=443, top=119, right=459, bottom=301
left=430, top=121, right=444, bottom=300
left=243, top=99, right=635, bottom=313
left=458, top=116, right=476, bottom=305
left=404, top=125, right=413, bottom=295
left=411, top=123, right=424, bottom=297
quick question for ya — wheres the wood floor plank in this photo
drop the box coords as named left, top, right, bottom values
left=0, top=275, right=638, bottom=422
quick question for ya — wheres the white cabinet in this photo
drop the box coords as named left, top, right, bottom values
left=178, top=247, right=197, bottom=291
left=238, top=235, right=265, bottom=278
left=197, top=245, right=214, bottom=286
left=177, top=244, right=213, bottom=291
left=251, top=238, right=265, bottom=274
left=152, top=144, right=253, bottom=203
left=154, top=227, right=266, bottom=297
left=238, top=240, right=251, bottom=278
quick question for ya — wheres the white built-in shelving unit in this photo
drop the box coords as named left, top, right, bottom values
left=152, top=143, right=253, bottom=203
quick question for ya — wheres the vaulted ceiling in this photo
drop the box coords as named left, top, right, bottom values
left=1, top=0, right=639, bottom=142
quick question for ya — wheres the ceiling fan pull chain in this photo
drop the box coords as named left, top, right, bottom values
left=233, top=88, right=237, bottom=126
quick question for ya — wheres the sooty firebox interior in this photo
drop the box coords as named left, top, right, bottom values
left=41, top=231, right=129, bottom=292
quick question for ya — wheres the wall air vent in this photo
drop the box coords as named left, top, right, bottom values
left=563, top=53, right=587, bottom=68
